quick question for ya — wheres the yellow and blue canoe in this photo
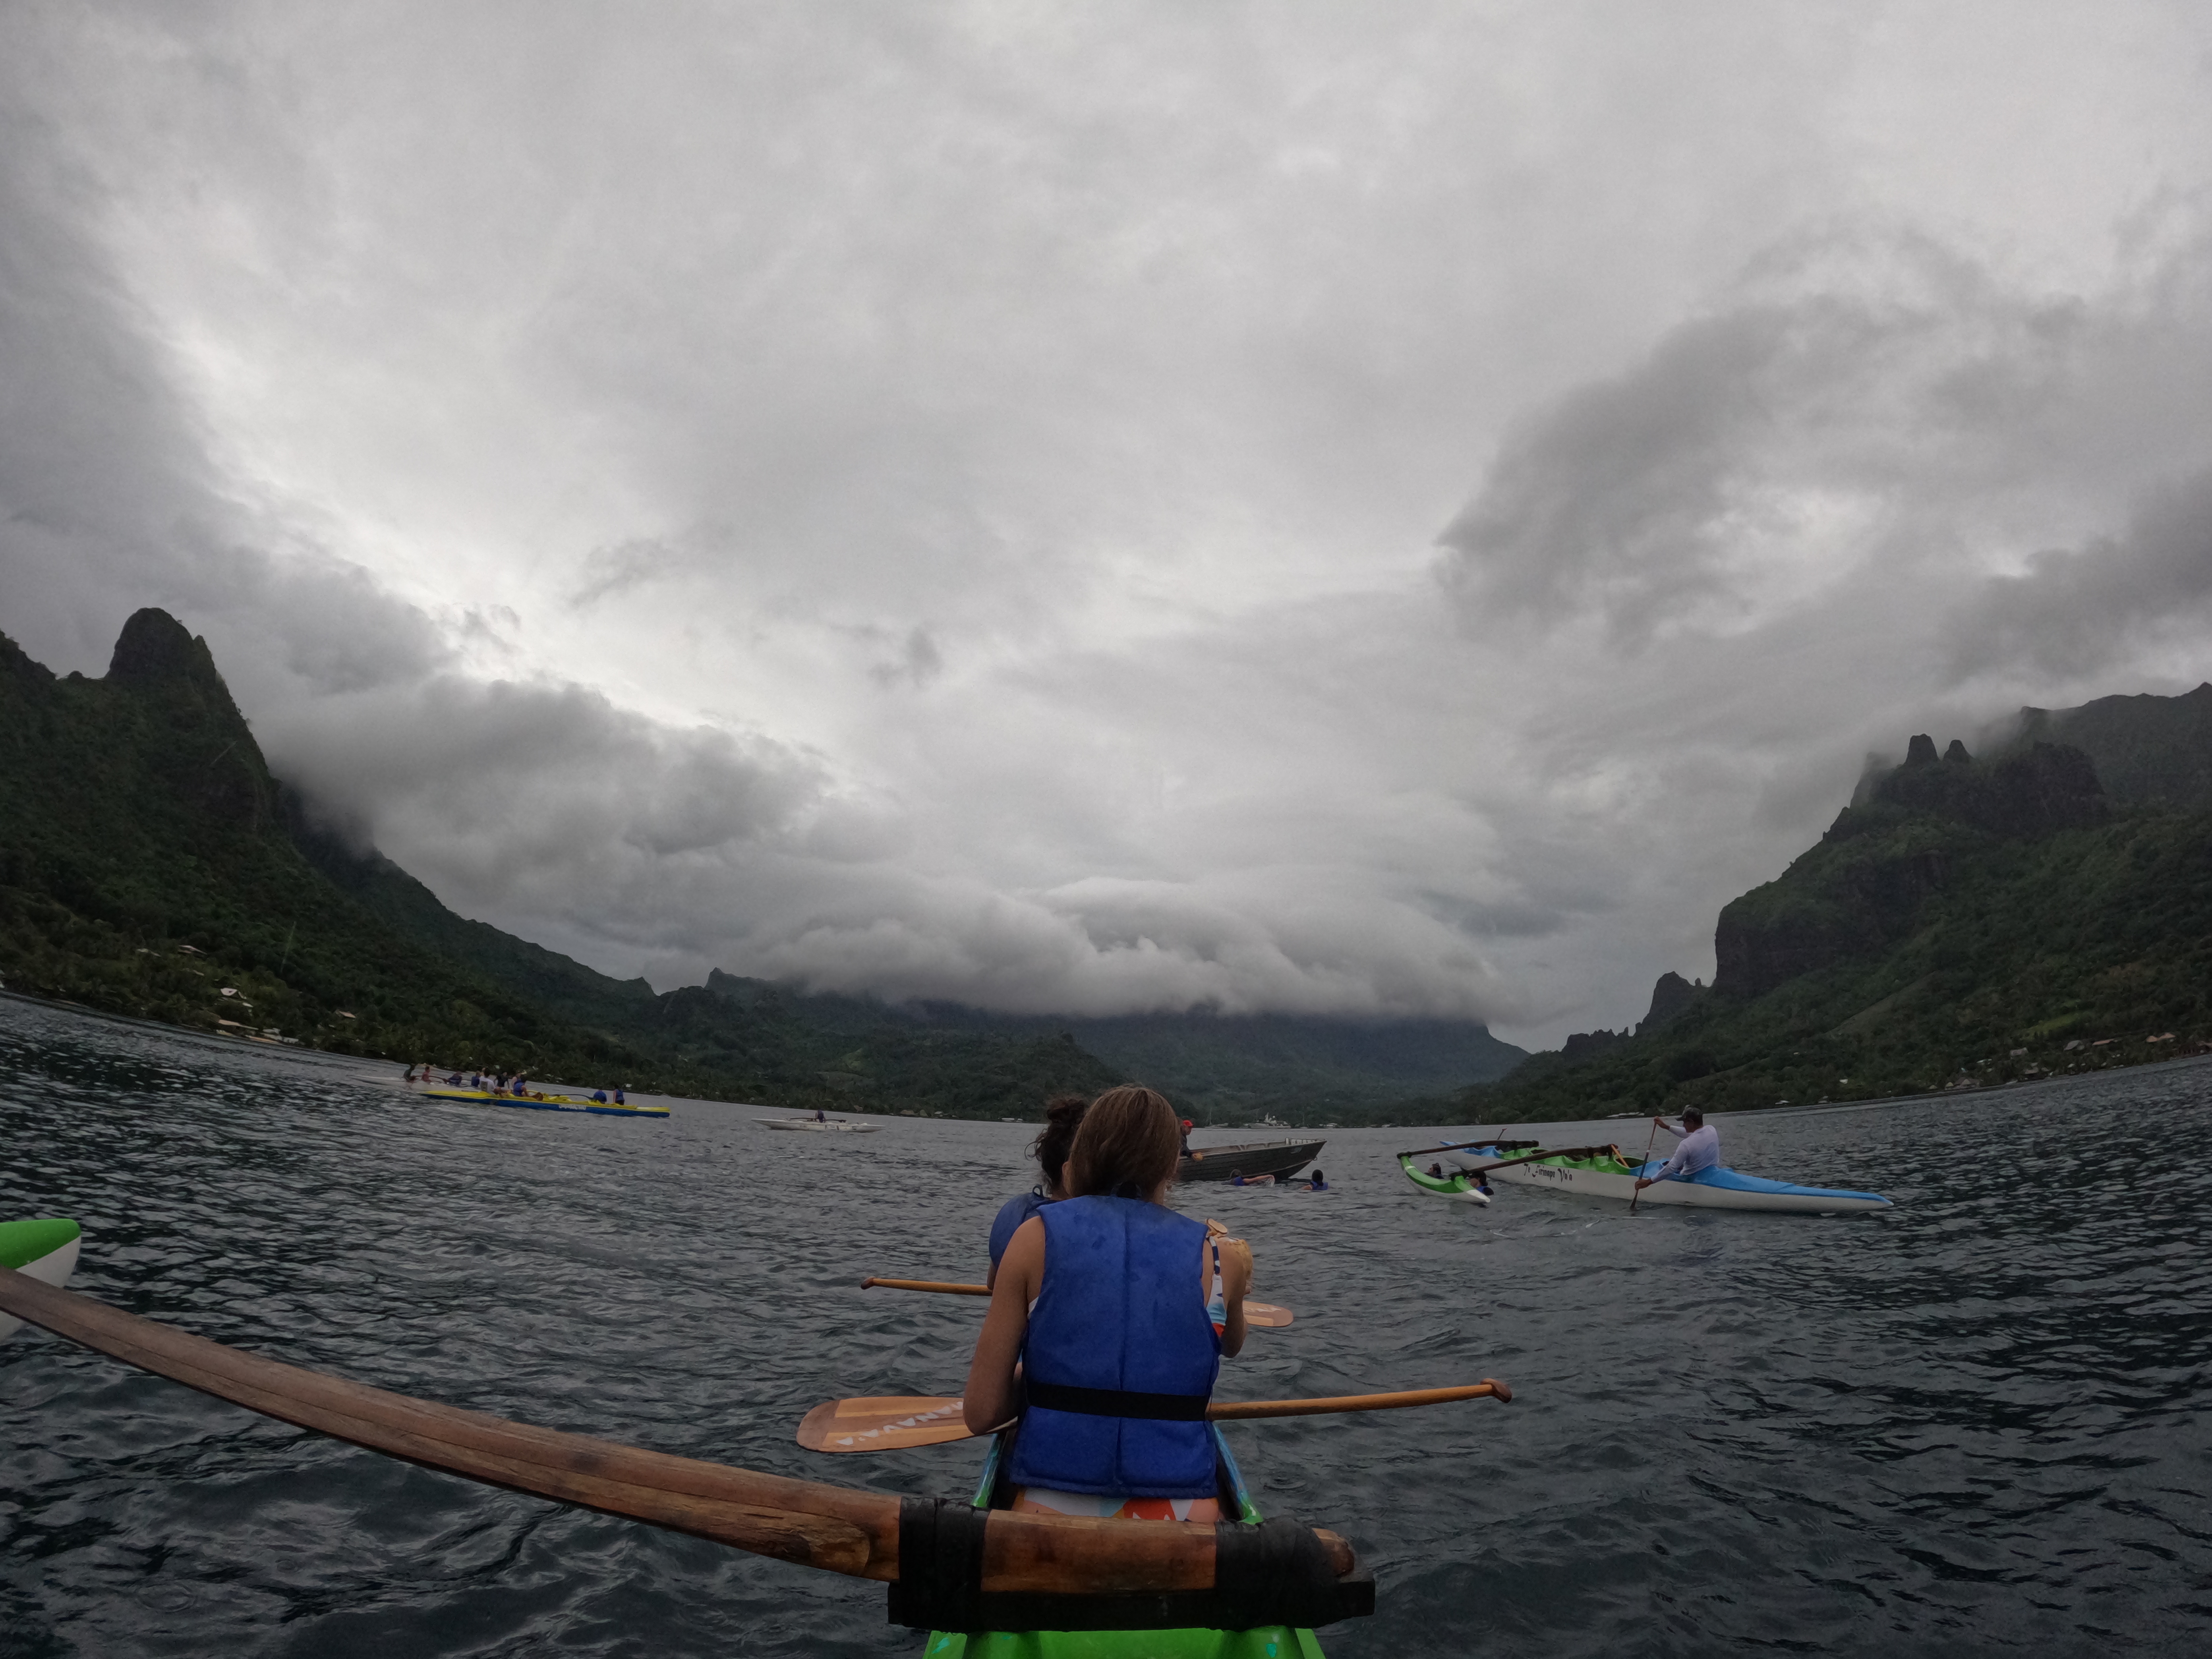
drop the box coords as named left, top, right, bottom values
left=416, top=1086, right=670, bottom=1119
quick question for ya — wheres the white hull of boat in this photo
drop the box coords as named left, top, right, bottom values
left=1466, top=1157, right=1889, bottom=1214
left=758, top=1118, right=880, bottom=1133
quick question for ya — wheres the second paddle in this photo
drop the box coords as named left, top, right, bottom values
left=861, top=1276, right=1295, bottom=1329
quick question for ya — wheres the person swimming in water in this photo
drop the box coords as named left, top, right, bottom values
left=964, top=1085, right=1252, bottom=1524
left=1304, top=1168, right=1327, bottom=1191
left=986, top=1094, right=1088, bottom=1290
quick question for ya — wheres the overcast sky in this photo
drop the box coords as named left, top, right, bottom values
left=6, top=2, right=2212, bottom=1046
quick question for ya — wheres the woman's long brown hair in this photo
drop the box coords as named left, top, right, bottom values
left=1065, top=1085, right=1181, bottom=1200
left=1031, top=1094, right=1089, bottom=1190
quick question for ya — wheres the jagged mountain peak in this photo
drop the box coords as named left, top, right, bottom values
left=107, top=608, right=221, bottom=687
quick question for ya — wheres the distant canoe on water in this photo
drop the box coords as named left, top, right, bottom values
left=415, top=1085, right=671, bottom=1120
left=757, top=1116, right=880, bottom=1133
left=1402, top=1143, right=1889, bottom=1214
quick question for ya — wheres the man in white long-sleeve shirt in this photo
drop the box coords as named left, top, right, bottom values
left=1634, top=1107, right=1718, bottom=1191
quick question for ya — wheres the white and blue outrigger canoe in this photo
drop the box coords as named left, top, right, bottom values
left=1400, top=1141, right=1890, bottom=1214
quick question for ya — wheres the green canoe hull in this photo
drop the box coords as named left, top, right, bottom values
left=925, top=1427, right=1327, bottom=1658
left=0, top=1216, right=81, bottom=1343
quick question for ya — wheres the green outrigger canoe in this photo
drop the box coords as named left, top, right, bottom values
left=1400, top=1140, right=1892, bottom=1213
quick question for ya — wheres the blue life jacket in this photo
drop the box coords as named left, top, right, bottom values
left=1008, top=1196, right=1220, bottom=1498
left=988, top=1188, right=1050, bottom=1272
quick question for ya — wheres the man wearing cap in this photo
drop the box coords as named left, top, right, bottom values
left=1634, top=1108, right=1719, bottom=1191
left=1178, top=1118, right=1193, bottom=1158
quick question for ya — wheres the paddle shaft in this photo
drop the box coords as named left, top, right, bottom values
left=1397, top=1137, right=1538, bottom=1160
left=800, top=1380, right=1512, bottom=1452
left=862, top=1276, right=1293, bottom=1327
left=1629, top=1119, right=1662, bottom=1214
left=1208, top=1380, right=1509, bottom=1419
left=861, top=1276, right=988, bottom=1295
left=0, top=1264, right=1353, bottom=1593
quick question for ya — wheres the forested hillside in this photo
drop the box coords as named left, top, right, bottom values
left=0, top=610, right=1117, bottom=1114
left=1454, top=710, right=2212, bottom=1123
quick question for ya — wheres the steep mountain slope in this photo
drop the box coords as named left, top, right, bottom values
left=0, top=610, right=613, bottom=1070
left=0, top=610, right=1117, bottom=1114
left=1457, top=702, right=2212, bottom=1121
left=2014, top=684, right=2212, bottom=810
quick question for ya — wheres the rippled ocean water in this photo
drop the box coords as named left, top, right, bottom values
left=4, top=995, right=2209, bottom=1657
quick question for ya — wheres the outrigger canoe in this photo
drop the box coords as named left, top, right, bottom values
left=1400, top=1142, right=1891, bottom=1214
left=0, top=1217, right=79, bottom=1343
left=1399, top=1163, right=1491, bottom=1205
left=0, top=1224, right=1379, bottom=1645
left=757, top=1116, right=880, bottom=1133
left=416, top=1085, right=670, bottom=1119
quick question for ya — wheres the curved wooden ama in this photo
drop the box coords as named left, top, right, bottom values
left=0, top=1264, right=1353, bottom=1591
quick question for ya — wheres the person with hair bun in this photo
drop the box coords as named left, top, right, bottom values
left=963, top=1085, right=1253, bottom=1522
left=985, top=1094, right=1090, bottom=1290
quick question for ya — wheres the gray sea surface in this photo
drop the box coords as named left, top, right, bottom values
left=3, top=995, right=2209, bottom=1656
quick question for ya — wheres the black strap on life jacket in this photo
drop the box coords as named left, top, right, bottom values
left=1024, top=1379, right=1211, bottom=1421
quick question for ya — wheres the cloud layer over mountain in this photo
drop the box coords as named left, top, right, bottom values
left=5, top=2, right=2212, bottom=1042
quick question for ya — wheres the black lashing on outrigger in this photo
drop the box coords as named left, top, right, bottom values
left=887, top=1498, right=1375, bottom=1633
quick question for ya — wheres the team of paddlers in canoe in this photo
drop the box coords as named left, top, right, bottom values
left=1, top=1079, right=1888, bottom=1650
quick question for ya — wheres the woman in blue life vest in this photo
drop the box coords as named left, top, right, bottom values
left=985, top=1093, right=1089, bottom=1290
left=963, top=1085, right=1254, bottom=1523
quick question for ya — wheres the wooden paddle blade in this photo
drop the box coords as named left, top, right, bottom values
left=1242, top=1301, right=1294, bottom=1328
left=797, top=1395, right=977, bottom=1453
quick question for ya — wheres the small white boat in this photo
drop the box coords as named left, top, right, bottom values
left=757, top=1116, right=881, bottom=1133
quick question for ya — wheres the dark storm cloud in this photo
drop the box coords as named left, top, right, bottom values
left=1438, top=228, right=2212, bottom=664
left=262, top=674, right=832, bottom=886
left=0, top=54, right=449, bottom=699
left=1952, top=469, right=2212, bottom=682
left=10, top=4, right=2212, bottom=1041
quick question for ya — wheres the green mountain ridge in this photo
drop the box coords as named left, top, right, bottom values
left=0, top=610, right=1116, bottom=1115
left=0, top=607, right=1517, bottom=1123
left=916, top=1005, right=1525, bottom=1118
left=1456, top=693, right=2212, bottom=1123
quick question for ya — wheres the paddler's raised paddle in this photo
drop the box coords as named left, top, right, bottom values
left=797, top=1380, right=1511, bottom=1453
left=1396, top=1138, right=1539, bottom=1160
left=861, top=1277, right=1294, bottom=1329
left=1628, top=1117, right=1662, bottom=1215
